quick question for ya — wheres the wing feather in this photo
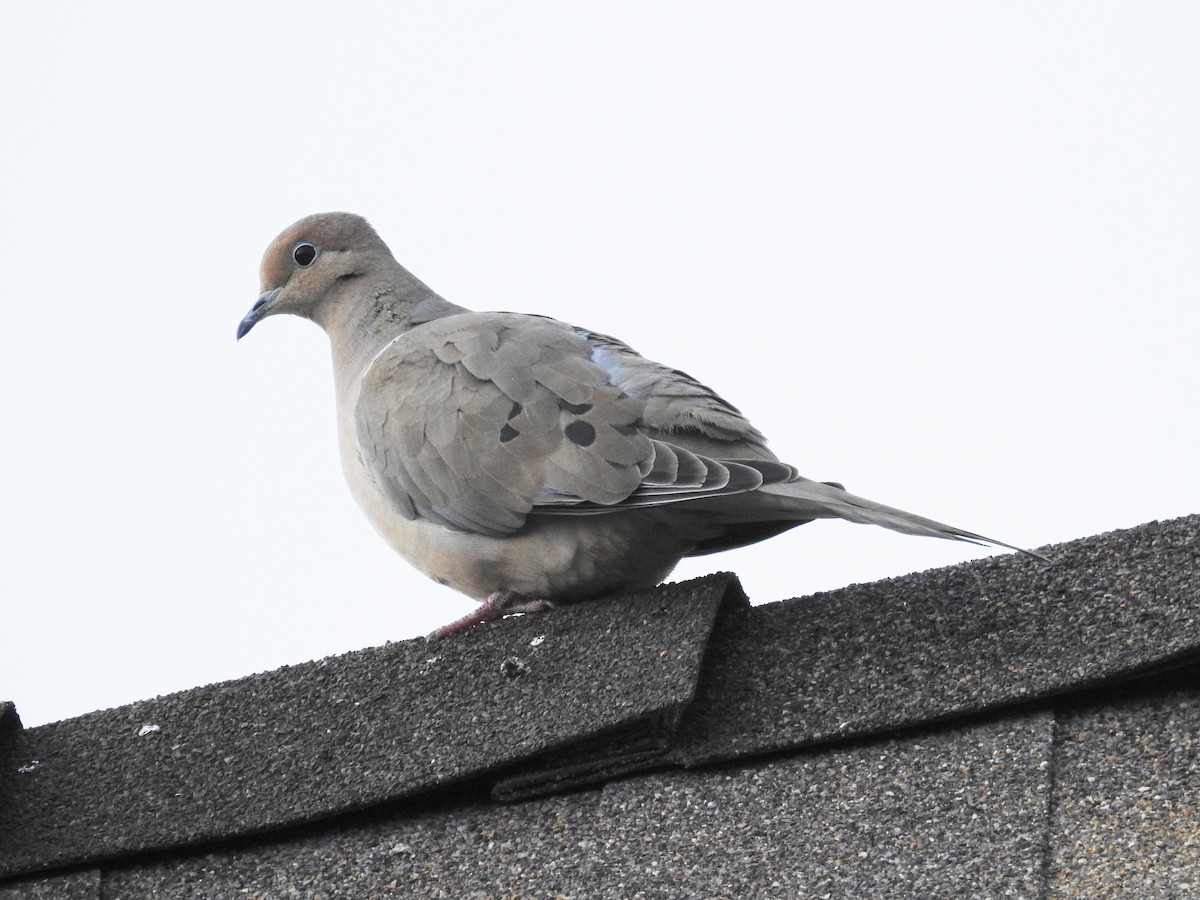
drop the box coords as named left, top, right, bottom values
left=355, top=311, right=786, bottom=536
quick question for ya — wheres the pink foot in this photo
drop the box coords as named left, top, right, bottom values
left=426, top=590, right=554, bottom=639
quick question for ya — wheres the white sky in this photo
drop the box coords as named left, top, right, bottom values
left=2, top=3, right=1197, bottom=728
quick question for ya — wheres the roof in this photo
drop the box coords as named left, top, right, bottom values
left=2, top=514, right=1197, bottom=897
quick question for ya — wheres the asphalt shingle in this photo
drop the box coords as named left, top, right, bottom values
left=672, top=516, right=1200, bottom=766
left=1047, top=672, right=1200, bottom=898
left=0, top=870, right=99, bottom=900
left=0, top=574, right=740, bottom=878
left=103, top=712, right=1055, bottom=899
left=2, top=516, right=1198, bottom=895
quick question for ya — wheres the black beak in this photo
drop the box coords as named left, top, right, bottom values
left=236, top=288, right=281, bottom=340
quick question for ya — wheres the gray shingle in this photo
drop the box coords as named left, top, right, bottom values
left=104, top=713, right=1054, bottom=899
left=3, top=516, right=1198, bottom=895
left=0, top=870, right=99, bottom=900
left=0, top=575, right=739, bottom=878
left=1047, top=675, right=1200, bottom=898
left=673, top=516, right=1200, bottom=766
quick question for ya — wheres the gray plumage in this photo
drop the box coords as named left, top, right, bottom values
left=237, top=212, right=1041, bottom=635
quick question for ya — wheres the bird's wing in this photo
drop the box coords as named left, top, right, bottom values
left=355, top=312, right=788, bottom=536
left=577, top=327, right=776, bottom=457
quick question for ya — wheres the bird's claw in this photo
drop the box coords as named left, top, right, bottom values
left=426, top=590, right=555, bottom=639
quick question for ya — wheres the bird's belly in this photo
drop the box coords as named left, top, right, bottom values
left=339, top=416, right=691, bottom=600
left=370, top=506, right=686, bottom=601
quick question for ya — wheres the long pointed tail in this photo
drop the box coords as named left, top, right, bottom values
left=759, top=476, right=1049, bottom=561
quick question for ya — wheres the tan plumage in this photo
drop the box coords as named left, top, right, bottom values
left=238, top=212, right=1041, bottom=636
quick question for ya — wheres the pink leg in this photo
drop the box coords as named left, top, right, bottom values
left=426, top=590, right=554, bottom=639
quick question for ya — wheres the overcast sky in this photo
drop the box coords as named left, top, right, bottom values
left=3, top=3, right=1197, bottom=728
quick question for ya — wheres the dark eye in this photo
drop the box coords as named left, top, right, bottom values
left=293, top=242, right=317, bottom=267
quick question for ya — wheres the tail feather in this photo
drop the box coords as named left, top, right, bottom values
left=758, top=476, right=1049, bottom=562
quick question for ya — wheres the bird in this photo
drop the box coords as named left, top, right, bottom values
left=237, top=212, right=1042, bottom=637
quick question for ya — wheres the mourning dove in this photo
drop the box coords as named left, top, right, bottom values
left=238, top=213, right=1042, bottom=637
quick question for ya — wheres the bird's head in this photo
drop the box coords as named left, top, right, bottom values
left=236, top=212, right=393, bottom=339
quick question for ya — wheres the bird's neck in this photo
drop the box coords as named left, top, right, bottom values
left=320, top=274, right=465, bottom=403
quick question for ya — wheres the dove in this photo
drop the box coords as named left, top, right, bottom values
left=238, top=212, right=1041, bottom=637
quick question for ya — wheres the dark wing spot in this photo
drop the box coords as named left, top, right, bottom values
left=508, top=402, right=523, bottom=420
left=500, top=424, right=520, bottom=443
left=564, top=420, right=596, bottom=447
left=557, top=399, right=594, bottom=415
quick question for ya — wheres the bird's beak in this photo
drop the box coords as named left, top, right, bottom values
left=236, top=288, right=281, bottom=340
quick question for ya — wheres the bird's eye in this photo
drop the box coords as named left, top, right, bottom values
left=293, top=242, right=318, bottom=267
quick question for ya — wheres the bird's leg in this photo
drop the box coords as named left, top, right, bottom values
left=426, top=590, right=555, bottom=639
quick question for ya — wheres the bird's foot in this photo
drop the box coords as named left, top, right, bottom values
left=426, top=590, right=555, bottom=640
